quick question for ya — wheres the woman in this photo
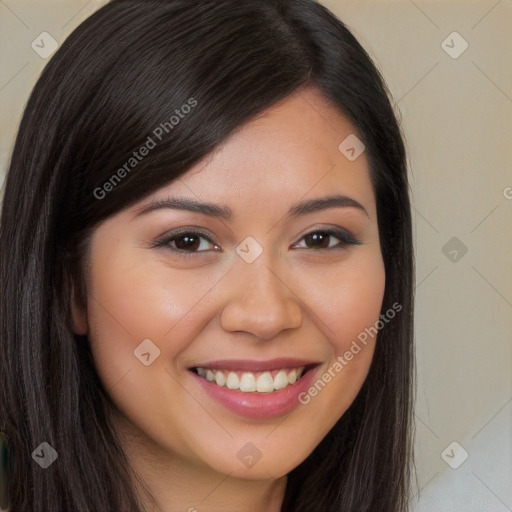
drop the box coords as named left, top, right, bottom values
left=0, top=0, right=415, bottom=510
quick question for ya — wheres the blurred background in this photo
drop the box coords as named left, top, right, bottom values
left=1, top=1, right=511, bottom=510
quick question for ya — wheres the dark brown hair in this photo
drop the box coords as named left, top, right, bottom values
left=0, top=0, right=415, bottom=510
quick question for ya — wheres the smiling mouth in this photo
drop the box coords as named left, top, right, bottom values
left=190, top=364, right=317, bottom=393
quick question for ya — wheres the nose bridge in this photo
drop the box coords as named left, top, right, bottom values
left=220, top=253, right=303, bottom=340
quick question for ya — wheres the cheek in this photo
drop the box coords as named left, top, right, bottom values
left=333, top=253, right=386, bottom=376
left=293, top=247, right=386, bottom=423
left=85, top=246, right=225, bottom=363
left=335, top=255, right=386, bottom=351
left=300, top=247, right=386, bottom=354
left=83, top=243, right=231, bottom=435
left=84, top=247, right=220, bottom=459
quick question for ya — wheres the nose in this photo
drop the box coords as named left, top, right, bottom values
left=220, top=258, right=303, bottom=341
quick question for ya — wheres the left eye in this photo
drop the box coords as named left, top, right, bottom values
left=292, top=229, right=360, bottom=250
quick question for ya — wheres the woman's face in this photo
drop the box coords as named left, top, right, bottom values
left=74, top=86, right=385, bottom=480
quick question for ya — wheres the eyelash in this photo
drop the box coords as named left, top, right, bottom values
left=152, top=227, right=362, bottom=259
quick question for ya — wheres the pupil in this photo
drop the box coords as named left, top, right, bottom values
left=306, top=232, right=328, bottom=249
left=176, top=234, right=199, bottom=251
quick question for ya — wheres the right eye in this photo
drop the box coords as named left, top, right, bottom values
left=153, top=229, right=222, bottom=258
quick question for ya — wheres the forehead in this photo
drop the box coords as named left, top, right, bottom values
left=137, top=86, right=376, bottom=221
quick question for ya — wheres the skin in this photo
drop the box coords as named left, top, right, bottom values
left=72, top=85, right=386, bottom=512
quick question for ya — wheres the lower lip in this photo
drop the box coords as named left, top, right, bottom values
left=190, top=367, right=319, bottom=419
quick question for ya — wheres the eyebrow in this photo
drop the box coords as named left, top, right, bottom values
left=133, top=194, right=369, bottom=220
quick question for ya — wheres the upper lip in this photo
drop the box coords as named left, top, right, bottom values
left=189, top=358, right=321, bottom=372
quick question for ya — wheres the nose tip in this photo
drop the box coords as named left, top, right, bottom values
left=220, top=264, right=303, bottom=340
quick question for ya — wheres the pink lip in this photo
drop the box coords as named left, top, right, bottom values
left=190, top=358, right=319, bottom=372
left=189, top=363, right=321, bottom=419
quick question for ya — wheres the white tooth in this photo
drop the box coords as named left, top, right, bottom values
left=197, top=367, right=206, bottom=377
left=256, top=371, right=274, bottom=392
left=239, top=372, right=257, bottom=392
left=226, top=372, right=240, bottom=390
left=288, top=369, right=297, bottom=384
left=206, top=369, right=214, bottom=382
left=214, top=371, right=226, bottom=387
left=274, top=370, right=289, bottom=390
left=297, top=366, right=305, bottom=378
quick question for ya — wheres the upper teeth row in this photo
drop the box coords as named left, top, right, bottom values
left=196, top=367, right=306, bottom=393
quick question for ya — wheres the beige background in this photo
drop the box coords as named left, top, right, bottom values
left=1, top=1, right=511, bottom=511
